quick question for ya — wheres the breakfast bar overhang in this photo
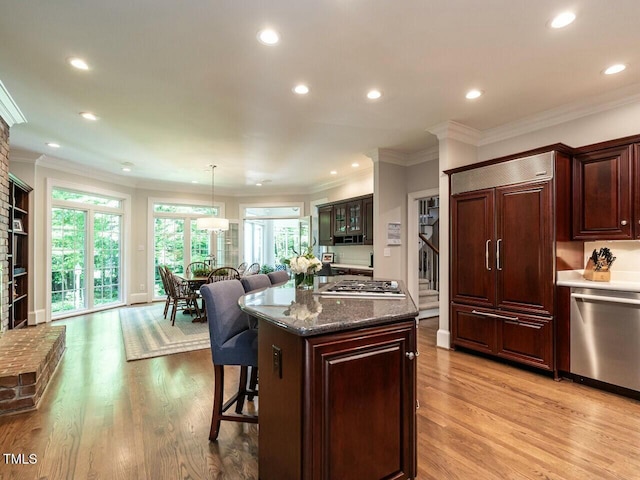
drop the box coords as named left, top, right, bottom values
left=240, top=278, right=419, bottom=480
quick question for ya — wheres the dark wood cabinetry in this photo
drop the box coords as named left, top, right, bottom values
left=363, top=195, right=374, bottom=245
left=448, top=150, right=572, bottom=373
left=318, top=194, right=373, bottom=246
left=451, top=181, right=553, bottom=317
left=258, top=319, right=417, bottom=479
left=450, top=304, right=553, bottom=370
left=318, top=205, right=334, bottom=245
left=8, top=174, right=32, bottom=330
left=572, top=144, right=635, bottom=239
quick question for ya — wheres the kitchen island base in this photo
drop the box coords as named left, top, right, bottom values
left=257, top=319, right=417, bottom=480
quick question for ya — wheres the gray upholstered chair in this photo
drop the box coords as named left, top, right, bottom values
left=267, top=270, right=290, bottom=285
left=240, top=273, right=271, bottom=292
left=200, top=280, right=258, bottom=441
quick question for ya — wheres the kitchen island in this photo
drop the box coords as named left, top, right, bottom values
left=240, top=277, right=419, bottom=480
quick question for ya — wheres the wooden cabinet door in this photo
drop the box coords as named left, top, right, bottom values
left=450, top=189, right=495, bottom=308
left=363, top=195, right=374, bottom=245
left=495, top=181, right=553, bottom=316
left=306, top=322, right=416, bottom=480
left=451, top=303, right=497, bottom=354
left=572, top=145, right=633, bottom=239
left=333, top=203, right=347, bottom=236
left=318, top=206, right=334, bottom=246
left=496, top=311, right=553, bottom=370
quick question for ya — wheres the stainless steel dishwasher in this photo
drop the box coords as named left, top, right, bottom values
left=570, top=287, right=640, bottom=391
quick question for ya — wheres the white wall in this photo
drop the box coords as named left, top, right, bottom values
left=373, top=155, right=408, bottom=282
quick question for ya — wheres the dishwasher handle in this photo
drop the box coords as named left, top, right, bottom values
left=571, top=292, right=640, bottom=306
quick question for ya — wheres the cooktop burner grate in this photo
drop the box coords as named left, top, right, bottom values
left=319, top=279, right=405, bottom=297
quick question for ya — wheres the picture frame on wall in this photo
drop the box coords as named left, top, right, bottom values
left=321, top=252, right=335, bottom=263
left=13, top=219, right=23, bottom=233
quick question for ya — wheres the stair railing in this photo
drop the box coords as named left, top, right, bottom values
left=418, top=232, right=439, bottom=291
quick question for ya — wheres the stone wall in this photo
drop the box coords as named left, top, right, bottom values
left=0, top=116, right=9, bottom=334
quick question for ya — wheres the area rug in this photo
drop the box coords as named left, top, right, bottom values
left=120, top=303, right=210, bottom=361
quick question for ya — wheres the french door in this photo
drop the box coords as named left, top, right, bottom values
left=51, top=206, right=123, bottom=317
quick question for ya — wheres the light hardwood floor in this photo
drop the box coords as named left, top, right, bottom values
left=0, top=308, right=639, bottom=479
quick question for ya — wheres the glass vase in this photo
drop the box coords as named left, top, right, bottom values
left=295, top=272, right=315, bottom=290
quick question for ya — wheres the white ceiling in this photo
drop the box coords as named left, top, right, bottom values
left=1, top=0, right=640, bottom=195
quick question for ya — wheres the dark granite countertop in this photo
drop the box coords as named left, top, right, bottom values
left=239, top=276, right=419, bottom=337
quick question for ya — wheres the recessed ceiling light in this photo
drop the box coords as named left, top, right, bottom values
left=293, top=84, right=309, bottom=95
left=257, top=29, right=280, bottom=45
left=256, top=182, right=263, bottom=187
left=46, top=142, right=61, bottom=148
left=68, top=57, right=89, bottom=70
left=604, top=64, right=626, bottom=75
left=80, top=112, right=98, bottom=121
left=550, top=12, right=576, bottom=29
left=121, top=162, right=133, bottom=172
left=366, top=89, right=382, bottom=100
left=192, top=180, right=198, bottom=184
left=330, top=170, right=337, bottom=175
left=351, top=163, right=359, bottom=167
left=465, top=89, right=483, bottom=100
left=122, top=167, right=131, bottom=172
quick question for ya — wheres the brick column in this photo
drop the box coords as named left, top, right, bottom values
left=0, top=116, right=9, bottom=334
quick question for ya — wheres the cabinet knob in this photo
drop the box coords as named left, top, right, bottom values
left=405, top=351, right=420, bottom=360
left=621, top=220, right=628, bottom=226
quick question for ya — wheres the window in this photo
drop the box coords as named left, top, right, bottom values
left=50, top=186, right=126, bottom=317
left=152, top=202, right=237, bottom=299
left=240, top=203, right=308, bottom=269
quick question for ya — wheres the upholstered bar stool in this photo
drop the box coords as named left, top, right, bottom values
left=200, top=280, right=258, bottom=441
left=240, top=273, right=271, bottom=293
left=267, top=270, right=290, bottom=285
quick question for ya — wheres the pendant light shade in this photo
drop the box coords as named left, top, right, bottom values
left=196, top=216, right=229, bottom=231
left=198, top=164, right=229, bottom=232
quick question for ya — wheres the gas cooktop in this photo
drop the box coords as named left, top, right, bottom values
left=317, top=279, right=405, bottom=298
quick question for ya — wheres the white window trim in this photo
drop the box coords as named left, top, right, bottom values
left=46, top=178, right=131, bottom=320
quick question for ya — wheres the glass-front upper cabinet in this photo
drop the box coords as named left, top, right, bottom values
left=333, top=203, right=347, bottom=236
left=347, top=200, right=362, bottom=235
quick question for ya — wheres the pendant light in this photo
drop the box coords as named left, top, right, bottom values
left=197, top=164, right=229, bottom=232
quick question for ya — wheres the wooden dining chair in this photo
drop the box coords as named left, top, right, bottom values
left=244, top=262, right=260, bottom=276
left=158, top=265, right=173, bottom=319
left=237, top=262, right=248, bottom=276
left=166, top=272, right=201, bottom=326
left=207, top=267, right=241, bottom=283
left=200, top=280, right=258, bottom=441
left=186, top=261, right=209, bottom=275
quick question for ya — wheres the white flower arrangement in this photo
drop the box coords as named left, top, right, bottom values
left=289, top=254, right=322, bottom=275
left=285, top=245, right=322, bottom=275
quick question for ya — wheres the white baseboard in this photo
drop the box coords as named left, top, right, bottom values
left=29, top=309, right=48, bottom=325
left=418, top=308, right=439, bottom=319
left=436, top=328, right=451, bottom=349
left=129, top=293, right=149, bottom=305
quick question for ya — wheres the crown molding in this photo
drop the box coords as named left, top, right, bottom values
left=36, top=154, right=139, bottom=188
left=479, top=84, right=640, bottom=146
left=427, top=120, right=481, bottom=145
left=0, top=80, right=27, bottom=127
left=406, top=145, right=439, bottom=166
left=376, top=148, right=410, bottom=166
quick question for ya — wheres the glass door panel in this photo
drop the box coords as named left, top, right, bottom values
left=94, top=213, right=122, bottom=306
left=51, top=208, right=87, bottom=314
